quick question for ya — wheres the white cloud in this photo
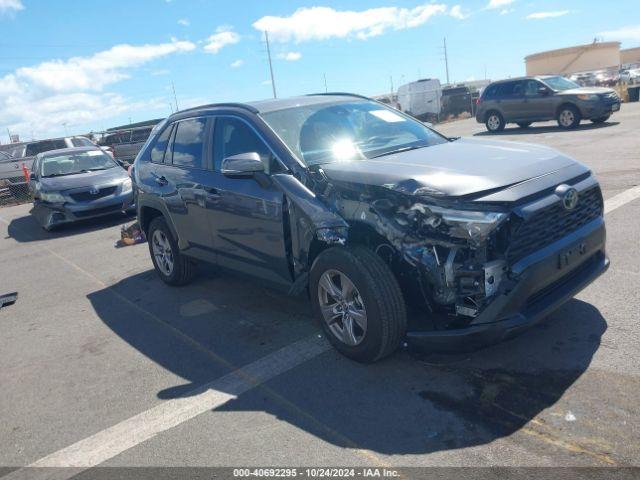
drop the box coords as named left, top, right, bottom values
left=449, top=5, right=469, bottom=20
left=203, top=27, right=240, bottom=53
left=486, top=0, right=514, bottom=9
left=252, top=3, right=447, bottom=43
left=276, top=51, right=302, bottom=61
left=261, top=80, right=272, bottom=86
left=499, top=8, right=514, bottom=15
left=0, top=40, right=196, bottom=138
left=526, top=10, right=569, bottom=20
left=0, top=0, right=23, bottom=13
left=599, top=25, right=640, bottom=41
left=230, top=59, right=244, bottom=68
left=177, top=18, right=190, bottom=26
left=16, top=39, right=195, bottom=92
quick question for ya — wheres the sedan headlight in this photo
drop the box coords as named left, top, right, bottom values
left=428, top=206, right=507, bottom=244
left=121, top=178, right=132, bottom=193
left=40, top=191, right=65, bottom=203
left=577, top=94, right=599, bottom=101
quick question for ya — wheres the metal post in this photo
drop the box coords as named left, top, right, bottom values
left=323, top=73, right=328, bottom=93
left=265, top=31, right=277, bottom=99
left=444, top=37, right=450, bottom=85
left=172, top=82, right=179, bottom=111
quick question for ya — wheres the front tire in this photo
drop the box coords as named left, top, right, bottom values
left=310, top=246, right=407, bottom=363
left=485, top=111, right=505, bottom=133
left=148, top=217, right=196, bottom=286
left=591, top=115, right=610, bottom=124
left=557, top=105, right=581, bottom=129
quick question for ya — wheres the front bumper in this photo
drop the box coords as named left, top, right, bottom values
left=579, top=100, right=621, bottom=119
left=406, top=217, right=609, bottom=352
left=32, top=191, right=134, bottom=229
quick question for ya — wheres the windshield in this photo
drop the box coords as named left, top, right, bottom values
left=543, top=76, right=580, bottom=91
left=41, top=150, right=117, bottom=178
left=260, top=100, right=448, bottom=166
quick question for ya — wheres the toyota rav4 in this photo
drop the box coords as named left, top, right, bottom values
left=133, top=94, right=608, bottom=362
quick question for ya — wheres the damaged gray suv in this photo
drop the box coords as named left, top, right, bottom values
left=134, top=94, right=608, bottom=362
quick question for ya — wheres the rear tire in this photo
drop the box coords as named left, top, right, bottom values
left=310, top=246, right=407, bottom=363
left=591, top=116, right=610, bottom=124
left=148, top=216, right=196, bottom=286
left=517, top=122, right=532, bottom=129
left=557, top=105, right=581, bottom=129
left=485, top=111, right=505, bottom=133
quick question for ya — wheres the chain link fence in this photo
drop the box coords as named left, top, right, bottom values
left=0, top=179, right=32, bottom=207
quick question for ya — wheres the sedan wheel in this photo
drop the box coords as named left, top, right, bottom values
left=317, top=269, right=367, bottom=346
left=152, top=229, right=174, bottom=276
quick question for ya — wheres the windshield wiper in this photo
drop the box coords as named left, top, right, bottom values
left=370, top=144, right=430, bottom=159
left=43, top=172, right=76, bottom=178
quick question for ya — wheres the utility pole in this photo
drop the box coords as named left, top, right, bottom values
left=390, top=75, right=394, bottom=96
left=323, top=73, right=328, bottom=93
left=171, top=82, right=179, bottom=112
left=443, top=37, right=450, bottom=85
left=265, top=31, right=277, bottom=99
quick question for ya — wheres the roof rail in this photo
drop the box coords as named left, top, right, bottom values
left=175, top=102, right=259, bottom=115
left=305, top=92, right=372, bottom=100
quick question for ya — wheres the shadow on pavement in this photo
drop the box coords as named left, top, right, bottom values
left=5, top=211, right=134, bottom=242
left=88, top=269, right=606, bottom=456
left=474, top=121, right=619, bottom=137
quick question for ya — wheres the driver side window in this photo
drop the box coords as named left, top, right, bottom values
left=214, top=117, right=282, bottom=174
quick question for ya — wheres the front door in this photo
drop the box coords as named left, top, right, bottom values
left=207, top=116, right=293, bottom=288
left=522, top=80, right=554, bottom=120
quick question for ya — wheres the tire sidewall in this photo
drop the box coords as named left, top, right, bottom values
left=310, top=248, right=388, bottom=361
left=558, top=105, right=580, bottom=128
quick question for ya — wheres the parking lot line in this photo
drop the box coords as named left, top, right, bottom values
left=604, top=185, right=640, bottom=214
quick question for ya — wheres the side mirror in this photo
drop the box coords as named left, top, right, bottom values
left=29, top=172, right=36, bottom=182
left=538, top=86, right=550, bottom=95
left=221, top=152, right=264, bottom=178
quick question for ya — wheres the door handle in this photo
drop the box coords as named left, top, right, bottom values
left=151, top=173, right=168, bottom=186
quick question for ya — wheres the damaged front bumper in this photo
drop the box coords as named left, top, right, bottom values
left=406, top=216, right=609, bottom=351
left=32, top=192, right=134, bottom=229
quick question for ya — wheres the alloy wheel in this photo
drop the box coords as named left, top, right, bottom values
left=559, top=109, right=575, bottom=127
left=317, top=269, right=367, bottom=346
left=487, top=115, right=501, bottom=131
left=152, top=229, right=174, bottom=276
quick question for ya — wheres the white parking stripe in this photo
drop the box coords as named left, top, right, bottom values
left=604, top=185, right=640, bottom=214
left=5, top=335, right=330, bottom=479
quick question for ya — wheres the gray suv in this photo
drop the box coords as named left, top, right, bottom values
left=134, top=94, right=608, bottom=362
left=476, top=76, right=621, bottom=133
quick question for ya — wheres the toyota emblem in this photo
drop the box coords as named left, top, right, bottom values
left=562, top=188, right=579, bottom=210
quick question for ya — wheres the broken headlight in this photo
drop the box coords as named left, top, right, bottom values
left=428, top=206, right=507, bottom=244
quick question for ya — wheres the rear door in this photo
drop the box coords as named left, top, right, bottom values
left=494, top=81, right=526, bottom=121
left=159, top=116, right=219, bottom=262
left=206, top=116, right=293, bottom=288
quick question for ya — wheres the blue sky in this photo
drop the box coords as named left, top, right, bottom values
left=0, top=0, right=638, bottom=141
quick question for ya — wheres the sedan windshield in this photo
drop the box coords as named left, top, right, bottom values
left=41, top=150, right=117, bottom=178
left=544, top=76, right=580, bottom=91
left=261, top=100, right=448, bottom=166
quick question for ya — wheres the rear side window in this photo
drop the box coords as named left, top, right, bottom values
left=214, top=117, right=273, bottom=172
left=495, top=81, right=524, bottom=98
left=150, top=125, right=173, bottom=163
left=171, top=118, right=207, bottom=168
left=25, top=139, right=67, bottom=156
left=483, top=85, right=498, bottom=98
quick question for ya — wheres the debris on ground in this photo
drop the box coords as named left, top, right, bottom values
left=115, top=221, right=146, bottom=248
left=0, top=292, right=18, bottom=310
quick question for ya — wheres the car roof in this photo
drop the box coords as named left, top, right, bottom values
left=488, top=75, right=559, bottom=85
left=168, top=93, right=370, bottom=119
left=37, top=146, right=102, bottom=158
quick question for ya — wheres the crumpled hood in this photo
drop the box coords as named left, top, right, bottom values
left=559, top=87, right=614, bottom=95
left=319, top=137, right=586, bottom=198
left=39, top=167, right=128, bottom=191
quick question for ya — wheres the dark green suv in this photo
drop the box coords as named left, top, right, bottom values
left=476, top=75, right=621, bottom=133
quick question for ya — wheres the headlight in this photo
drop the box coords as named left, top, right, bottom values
left=577, top=94, right=599, bottom=101
left=40, top=191, right=65, bottom=203
left=121, top=178, right=132, bottom=193
left=428, top=206, right=507, bottom=244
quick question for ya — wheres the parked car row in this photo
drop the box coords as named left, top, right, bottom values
left=569, top=67, right=640, bottom=87
left=475, top=75, right=621, bottom=132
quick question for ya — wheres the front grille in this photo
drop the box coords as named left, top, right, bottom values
left=507, top=187, right=603, bottom=263
left=70, top=186, right=117, bottom=202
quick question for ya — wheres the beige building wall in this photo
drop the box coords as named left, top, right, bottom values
left=525, top=42, right=621, bottom=75
left=621, top=47, right=640, bottom=65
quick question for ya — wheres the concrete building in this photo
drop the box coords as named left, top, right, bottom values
left=525, top=41, right=621, bottom=75
left=621, top=47, right=640, bottom=66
